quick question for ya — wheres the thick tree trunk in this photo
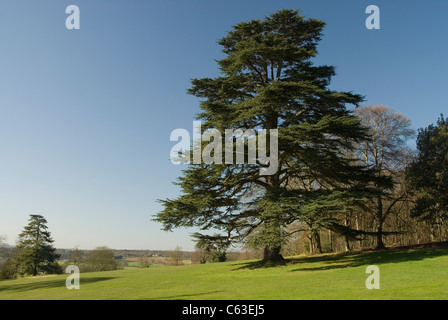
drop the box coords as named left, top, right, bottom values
left=262, top=246, right=284, bottom=262
left=312, top=230, right=323, bottom=254
left=375, top=224, right=386, bottom=250
left=345, top=236, right=351, bottom=252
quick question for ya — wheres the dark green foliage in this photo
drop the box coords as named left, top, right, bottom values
left=192, top=233, right=230, bottom=263
left=156, top=9, right=382, bottom=261
left=13, top=215, right=62, bottom=277
left=407, top=115, right=448, bottom=223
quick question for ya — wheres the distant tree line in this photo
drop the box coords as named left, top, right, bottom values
left=58, top=246, right=121, bottom=273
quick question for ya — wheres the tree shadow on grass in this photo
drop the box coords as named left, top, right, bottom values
left=149, top=290, right=224, bottom=300
left=231, top=259, right=289, bottom=270
left=0, top=276, right=118, bottom=293
left=294, top=247, right=448, bottom=272
left=232, top=247, right=448, bottom=272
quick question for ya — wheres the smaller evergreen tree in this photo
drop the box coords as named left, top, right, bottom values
left=15, top=214, right=61, bottom=276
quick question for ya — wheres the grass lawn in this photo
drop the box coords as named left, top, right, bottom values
left=1, top=247, right=447, bottom=300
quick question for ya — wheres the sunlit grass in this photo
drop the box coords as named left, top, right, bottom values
left=1, top=247, right=447, bottom=300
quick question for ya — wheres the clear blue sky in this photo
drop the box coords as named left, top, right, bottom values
left=0, top=0, right=446, bottom=251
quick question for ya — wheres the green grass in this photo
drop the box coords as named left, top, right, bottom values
left=1, top=247, right=448, bottom=300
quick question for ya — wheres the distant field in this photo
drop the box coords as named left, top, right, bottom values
left=123, top=256, right=192, bottom=267
left=1, top=247, right=448, bottom=300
